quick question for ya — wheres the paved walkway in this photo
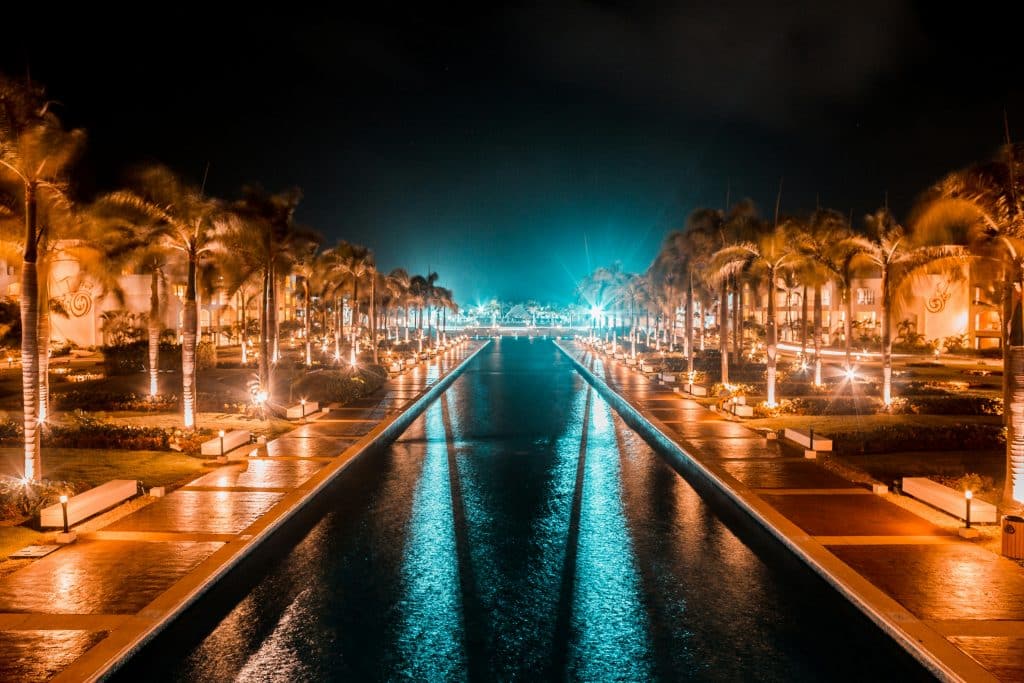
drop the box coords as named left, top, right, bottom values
left=0, top=340, right=485, bottom=682
left=561, top=340, right=1024, bottom=682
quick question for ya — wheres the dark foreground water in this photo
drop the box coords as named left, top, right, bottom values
left=127, top=338, right=929, bottom=681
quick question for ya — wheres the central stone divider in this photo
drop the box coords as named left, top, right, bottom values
left=76, top=339, right=491, bottom=682
left=554, top=340, right=990, bottom=683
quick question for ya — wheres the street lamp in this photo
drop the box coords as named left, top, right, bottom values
left=300, top=398, right=307, bottom=418
left=59, top=494, right=69, bottom=534
left=965, top=490, right=973, bottom=529
left=219, top=429, right=225, bottom=457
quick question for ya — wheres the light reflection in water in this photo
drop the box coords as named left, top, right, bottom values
left=570, top=391, right=652, bottom=680
left=395, top=398, right=466, bottom=677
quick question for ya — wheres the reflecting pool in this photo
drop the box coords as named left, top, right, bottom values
left=124, top=338, right=929, bottom=681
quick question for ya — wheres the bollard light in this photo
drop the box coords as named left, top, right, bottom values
left=965, top=490, right=973, bottom=529
left=300, top=397, right=307, bottom=418
left=219, top=429, right=226, bottom=457
left=59, top=494, right=69, bottom=534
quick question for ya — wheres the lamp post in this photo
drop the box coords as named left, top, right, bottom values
left=965, top=490, right=973, bottom=529
left=300, top=398, right=307, bottom=418
left=219, top=429, right=225, bottom=457
left=59, top=494, right=69, bottom=534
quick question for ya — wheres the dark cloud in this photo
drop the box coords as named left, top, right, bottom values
left=510, top=0, right=926, bottom=125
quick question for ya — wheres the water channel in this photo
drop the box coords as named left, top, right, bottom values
left=125, top=338, right=929, bottom=681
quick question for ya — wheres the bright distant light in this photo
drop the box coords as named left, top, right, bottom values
left=844, top=368, right=856, bottom=381
left=590, top=306, right=602, bottom=317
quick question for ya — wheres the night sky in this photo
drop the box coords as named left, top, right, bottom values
left=3, top=3, right=1022, bottom=304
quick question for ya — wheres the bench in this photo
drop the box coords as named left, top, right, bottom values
left=286, top=401, right=319, bottom=419
left=640, top=362, right=657, bottom=373
left=723, top=399, right=753, bottom=417
left=201, top=429, right=251, bottom=456
left=388, top=360, right=403, bottom=373
left=782, top=427, right=832, bottom=452
left=660, top=373, right=676, bottom=384
left=40, top=479, right=138, bottom=528
left=625, top=357, right=637, bottom=366
left=679, top=383, right=707, bottom=396
left=902, top=477, right=997, bottom=523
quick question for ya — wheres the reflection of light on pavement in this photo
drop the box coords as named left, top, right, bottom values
left=395, top=399, right=465, bottom=677
left=571, top=394, right=651, bottom=679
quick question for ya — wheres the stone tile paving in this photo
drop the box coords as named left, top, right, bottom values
left=720, top=460, right=859, bottom=489
left=948, top=637, right=1024, bottom=681
left=563, top=340, right=1024, bottom=681
left=262, top=438, right=355, bottom=458
left=186, top=459, right=326, bottom=490
left=761, top=494, right=947, bottom=536
left=105, top=490, right=285, bottom=535
left=0, top=540, right=222, bottom=613
left=832, top=544, right=1024, bottom=620
left=0, top=630, right=108, bottom=681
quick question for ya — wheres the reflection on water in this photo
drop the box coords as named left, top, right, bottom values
left=394, top=399, right=465, bottom=678
left=570, top=391, right=652, bottom=680
left=139, top=339, right=928, bottom=682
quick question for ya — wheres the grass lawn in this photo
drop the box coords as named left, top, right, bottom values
left=0, top=448, right=205, bottom=490
left=0, top=526, right=45, bottom=558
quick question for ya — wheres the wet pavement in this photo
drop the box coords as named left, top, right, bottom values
left=562, top=339, right=1024, bottom=682
left=0, top=340, right=485, bottom=682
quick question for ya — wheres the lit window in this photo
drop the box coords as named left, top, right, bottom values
left=856, top=288, right=875, bottom=305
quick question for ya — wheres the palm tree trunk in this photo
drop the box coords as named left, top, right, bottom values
left=733, top=278, right=741, bottom=358
left=881, top=270, right=892, bottom=405
left=37, top=277, right=50, bottom=424
left=1004, top=275, right=1024, bottom=506
left=304, top=279, right=312, bottom=366
left=149, top=269, right=161, bottom=396
left=686, top=272, right=695, bottom=377
left=766, top=267, right=778, bottom=406
left=370, top=274, right=378, bottom=364
left=182, top=256, right=198, bottom=429
left=720, top=279, right=729, bottom=384
left=844, top=284, right=853, bottom=368
left=259, top=269, right=271, bottom=393
left=271, top=275, right=280, bottom=363
left=21, top=182, right=41, bottom=481
left=800, top=284, right=809, bottom=358
left=350, top=279, right=359, bottom=364
left=814, top=284, right=823, bottom=386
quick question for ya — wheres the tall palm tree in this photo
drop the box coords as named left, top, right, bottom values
left=387, top=267, right=411, bottom=341
left=335, top=242, right=372, bottom=363
left=845, top=208, right=967, bottom=405
left=792, top=209, right=851, bottom=384
left=98, top=165, right=227, bottom=428
left=225, top=186, right=318, bottom=395
left=916, top=139, right=1024, bottom=505
left=657, top=219, right=714, bottom=375
left=0, top=75, right=85, bottom=480
left=711, top=216, right=799, bottom=406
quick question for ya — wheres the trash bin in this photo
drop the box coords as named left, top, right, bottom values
left=1002, top=515, right=1024, bottom=560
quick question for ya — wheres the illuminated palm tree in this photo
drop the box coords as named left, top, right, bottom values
left=335, top=241, right=372, bottom=363
left=0, top=75, right=85, bottom=479
left=387, top=267, right=411, bottom=341
left=657, top=219, right=714, bottom=375
left=711, top=218, right=799, bottom=406
left=792, top=209, right=851, bottom=384
left=916, top=139, right=1024, bottom=505
left=844, top=208, right=967, bottom=406
left=225, top=186, right=318, bottom=394
left=98, top=165, right=227, bottom=428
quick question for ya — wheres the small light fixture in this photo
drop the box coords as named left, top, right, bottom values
left=59, top=494, right=69, bottom=533
left=965, top=489, right=973, bottom=529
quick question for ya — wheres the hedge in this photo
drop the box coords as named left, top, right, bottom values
left=290, top=365, right=388, bottom=405
left=102, top=341, right=182, bottom=375
left=832, top=423, right=1004, bottom=454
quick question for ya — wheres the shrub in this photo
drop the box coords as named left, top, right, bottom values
left=0, top=478, right=78, bottom=519
left=290, top=365, right=388, bottom=405
left=886, top=396, right=1003, bottom=416
left=777, top=396, right=882, bottom=415
left=102, top=341, right=181, bottom=375
left=55, top=391, right=177, bottom=412
left=832, top=423, right=1004, bottom=454
left=196, top=341, right=215, bottom=371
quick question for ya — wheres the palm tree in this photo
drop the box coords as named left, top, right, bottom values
left=711, top=216, right=799, bottom=406
left=916, top=139, right=1024, bottom=505
left=387, top=268, right=411, bottom=341
left=225, top=186, right=318, bottom=395
left=845, top=207, right=967, bottom=405
left=98, top=165, right=227, bottom=428
left=335, top=242, right=372, bottom=363
left=792, top=209, right=851, bottom=384
left=657, top=219, right=714, bottom=375
left=0, top=75, right=85, bottom=480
